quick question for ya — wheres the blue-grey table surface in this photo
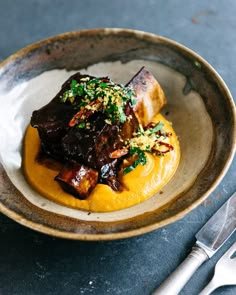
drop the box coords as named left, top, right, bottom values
left=0, top=1, right=235, bottom=295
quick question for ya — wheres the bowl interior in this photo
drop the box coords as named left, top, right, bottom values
left=0, top=29, right=235, bottom=240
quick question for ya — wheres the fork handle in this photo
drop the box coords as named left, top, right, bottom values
left=152, top=245, right=209, bottom=295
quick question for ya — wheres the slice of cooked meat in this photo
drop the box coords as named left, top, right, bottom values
left=61, top=113, right=107, bottom=166
left=126, top=66, right=166, bottom=127
left=55, top=162, right=99, bottom=199
left=31, top=72, right=93, bottom=160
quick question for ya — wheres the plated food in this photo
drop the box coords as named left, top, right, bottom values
left=0, top=28, right=234, bottom=239
left=23, top=67, right=180, bottom=212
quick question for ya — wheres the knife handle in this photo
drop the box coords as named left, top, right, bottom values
left=152, top=245, right=209, bottom=295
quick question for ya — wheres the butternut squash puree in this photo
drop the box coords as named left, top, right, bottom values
left=23, top=114, right=180, bottom=212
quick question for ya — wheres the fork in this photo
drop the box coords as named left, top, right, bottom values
left=199, top=241, right=236, bottom=295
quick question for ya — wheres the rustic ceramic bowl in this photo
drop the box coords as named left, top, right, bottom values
left=0, top=29, right=235, bottom=240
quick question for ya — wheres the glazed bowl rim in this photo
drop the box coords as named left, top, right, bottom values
left=0, top=28, right=235, bottom=240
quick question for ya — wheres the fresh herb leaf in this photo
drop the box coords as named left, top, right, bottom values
left=77, top=122, right=86, bottom=128
left=61, top=76, right=135, bottom=126
left=70, top=79, right=77, bottom=89
left=123, top=147, right=147, bottom=175
left=130, top=96, right=136, bottom=106
left=149, top=122, right=164, bottom=134
left=87, top=78, right=100, bottom=85
left=77, top=85, right=84, bottom=96
left=117, top=107, right=127, bottom=124
left=99, top=82, right=107, bottom=88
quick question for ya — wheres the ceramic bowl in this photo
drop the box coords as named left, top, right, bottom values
left=0, top=28, right=235, bottom=240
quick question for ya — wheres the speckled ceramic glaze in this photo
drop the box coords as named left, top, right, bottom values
left=0, top=29, right=235, bottom=240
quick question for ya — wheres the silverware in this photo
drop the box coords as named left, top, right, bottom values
left=199, top=241, right=236, bottom=295
left=152, top=191, right=236, bottom=295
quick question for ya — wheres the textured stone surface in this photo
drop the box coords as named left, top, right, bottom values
left=0, top=1, right=235, bottom=294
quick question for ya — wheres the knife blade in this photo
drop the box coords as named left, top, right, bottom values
left=153, top=191, right=236, bottom=295
left=196, top=191, right=236, bottom=257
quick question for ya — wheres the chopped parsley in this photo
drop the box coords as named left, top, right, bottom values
left=122, top=122, right=173, bottom=174
left=123, top=147, right=147, bottom=175
left=148, top=122, right=164, bottom=134
left=77, top=122, right=86, bottom=129
left=60, top=75, right=173, bottom=175
left=60, top=77, right=135, bottom=126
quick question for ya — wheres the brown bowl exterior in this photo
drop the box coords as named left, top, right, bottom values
left=0, top=28, right=235, bottom=240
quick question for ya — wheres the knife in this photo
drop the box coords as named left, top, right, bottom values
left=152, top=191, right=236, bottom=295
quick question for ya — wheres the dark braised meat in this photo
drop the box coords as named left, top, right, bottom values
left=31, top=72, right=139, bottom=197
left=31, top=68, right=167, bottom=199
left=55, top=162, right=99, bottom=199
left=31, top=72, right=91, bottom=160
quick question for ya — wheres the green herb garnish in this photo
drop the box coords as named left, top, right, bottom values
left=121, top=121, right=173, bottom=174
left=123, top=147, right=147, bottom=175
left=148, top=122, right=164, bottom=134
left=77, top=122, right=86, bottom=129
left=60, top=76, right=135, bottom=126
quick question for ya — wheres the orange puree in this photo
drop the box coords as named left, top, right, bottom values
left=23, top=114, right=180, bottom=212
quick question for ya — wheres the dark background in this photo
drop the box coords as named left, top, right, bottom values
left=0, top=1, right=235, bottom=294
